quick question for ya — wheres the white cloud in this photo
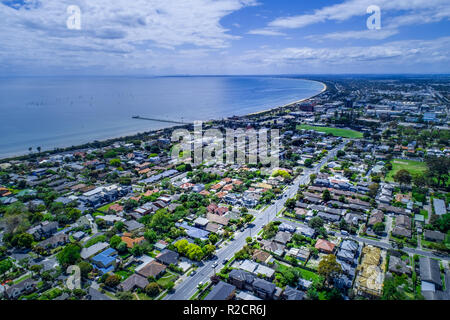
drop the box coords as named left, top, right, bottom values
left=247, top=28, right=286, bottom=36
left=307, top=29, right=399, bottom=41
left=239, top=37, right=450, bottom=71
left=266, top=0, right=450, bottom=29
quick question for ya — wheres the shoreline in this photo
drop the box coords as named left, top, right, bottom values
left=246, top=80, right=327, bottom=117
left=0, top=79, right=327, bottom=162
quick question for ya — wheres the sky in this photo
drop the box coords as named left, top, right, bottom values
left=0, top=0, right=450, bottom=75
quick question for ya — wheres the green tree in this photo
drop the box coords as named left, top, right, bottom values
left=394, top=169, right=412, bottom=186
left=109, top=159, right=121, bottom=167
left=78, top=261, right=93, bottom=278
left=186, top=243, right=204, bottom=261
left=0, top=259, right=13, bottom=274
left=145, top=282, right=160, bottom=297
left=309, top=217, right=324, bottom=230
left=174, top=239, right=189, bottom=255
left=372, top=222, right=385, bottom=233
left=110, top=235, right=122, bottom=249
left=203, top=244, right=216, bottom=257
left=317, top=254, right=342, bottom=287
left=105, top=274, right=121, bottom=288
left=425, top=156, right=450, bottom=187
left=322, top=189, right=331, bottom=202
left=17, top=233, right=34, bottom=248
left=117, top=241, right=128, bottom=253
left=368, top=183, right=379, bottom=198
left=285, top=198, right=296, bottom=210
left=144, top=230, right=158, bottom=244
left=208, top=233, right=219, bottom=244
left=57, top=243, right=82, bottom=268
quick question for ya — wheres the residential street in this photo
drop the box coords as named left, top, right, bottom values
left=165, top=141, right=347, bottom=300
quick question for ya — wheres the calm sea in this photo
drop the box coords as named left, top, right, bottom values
left=0, top=76, right=323, bottom=158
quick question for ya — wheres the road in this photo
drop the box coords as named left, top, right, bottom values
left=165, top=141, right=348, bottom=300
left=276, top=215, right=450, bottom=263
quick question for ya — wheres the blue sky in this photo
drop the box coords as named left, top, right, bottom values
left=1, top=0, right=449, bottom=75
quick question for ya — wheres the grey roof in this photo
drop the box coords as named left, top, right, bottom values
left=424, top=230, right=446, bottom=242
left=419, top=257, right=441, bottom=287
left=433, top=198, right=447, bottom=215
left=283, top=286, right=305, bottom=300
left=156, top=249, right=179, bottom=265
left=340, top=240, right=359, bottom=253
left=274, top=231, right=292, bottom=244
left=389, top=256, right=411, bottom=275
left=5, top=278, right=37, bottom=298
left=229, top=269, right=256, bottom=284
left=204, top=281, right=236, bottom=300
left=253, top=278, right=276, bottom=294
left=118, top=274, right=149, bottom=292
left=80, top=242, right=109, bottom=259
left=124, top=220, right=144, bottom=231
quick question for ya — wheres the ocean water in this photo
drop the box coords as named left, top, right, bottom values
left=0, top=76, right=323, bottom=158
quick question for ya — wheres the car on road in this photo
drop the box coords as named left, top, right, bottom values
left=190, top=270, right=196, bottom=276
left=222, top=258, right=228, bottom=264
left=197, top=282, right=203, bottom=288
left=340, top=230, right=349, bottom=236
left=212, top=262, right=218, bottom=268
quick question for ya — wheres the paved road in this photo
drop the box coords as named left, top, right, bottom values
left=165, top=141, right=348, bottom=300
left=277, top=216, right=450, bottom=263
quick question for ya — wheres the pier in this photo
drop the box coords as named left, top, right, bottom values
left=132, top=115, right=188, bottom=125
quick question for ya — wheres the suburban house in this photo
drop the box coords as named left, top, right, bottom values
left=315, top=239, right=336, bottom=254
left=28, top=221, right=58, bottom=240
left=91, top=247, right=119, bottom=274
left=253, top=278, right=276, bottom=299
left=136, top=260, right=166, bottom=279
left=228, top=269, right=256, bottom=291
left=36, top=233, right=69, bottom=250
left=424, top=230, right=446, bottom=242
left=388, top=256, right=411, bottom=276
left=80, top=242, right=110, bottom=260
left=282, top=286, right=305, bottom=300
left=204, top=281, right=236, bottom=300
left=420, top=257, right=442, bottom=292
left=118, top=274, right=149, bottom=292
left=5, top=279, right=37, bottom=300
left=156, top=249, right=179, bottom=266
left=274, top=231, right=292, bottom=245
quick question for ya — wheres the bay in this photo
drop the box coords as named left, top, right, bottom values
left=0, top=76, right=324, bottom=158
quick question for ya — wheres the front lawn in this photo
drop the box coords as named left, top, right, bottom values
left=157, top=271, right=177, bottom=288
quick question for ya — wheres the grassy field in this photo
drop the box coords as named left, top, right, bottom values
left=297, top=124, right=363, bottom=138
left=386, top=159, right=427, bottom=182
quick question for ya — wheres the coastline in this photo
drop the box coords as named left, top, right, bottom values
left=246, top=80, right=327, bottom=117
left=0, top=79, right=327, bottom=162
